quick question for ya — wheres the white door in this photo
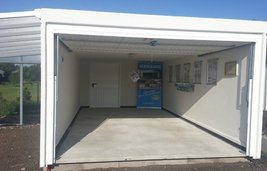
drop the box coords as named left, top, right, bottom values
left=90, top=63, right=120, bottom=107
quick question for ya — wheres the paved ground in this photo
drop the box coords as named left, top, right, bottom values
left=57, top=108, right=244, bottom=163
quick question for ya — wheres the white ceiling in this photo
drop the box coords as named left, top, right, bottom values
left=60, top=34, right=247, bottom=61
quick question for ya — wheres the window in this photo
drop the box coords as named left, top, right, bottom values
left=207, top=59, right=218, bottom=85
left=0, top=63, right=40, bottom=125
left=194, top=61, right=202, bottom=84
left=168, top=65, right=173, bottom=82
left=175, top=64, right=181, bottom=82
left=183, top=63, right=191, bottom=83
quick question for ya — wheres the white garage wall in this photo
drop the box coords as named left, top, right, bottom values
left=163, top=46, right=249, bottom=146
left=56, top=44, right=80, bottom=145
left=79, top=59, right=91, bottom=106
left=79, top=59, right=137, bottom=107
left=120, top=61, right=137, bottom=107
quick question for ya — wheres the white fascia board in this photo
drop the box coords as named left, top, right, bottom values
left=46, top=24, right=260, bottom=43
left=0, top=11, right=36, bottom=18
left=37, top=8, right=267, bottom=34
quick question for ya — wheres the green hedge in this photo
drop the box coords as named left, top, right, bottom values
left=0, top=93, right=19, bottom=117
left=0, top=87, right=40, bottom=117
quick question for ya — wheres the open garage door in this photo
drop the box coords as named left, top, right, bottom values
left=52, top=33, right=252, bottom=164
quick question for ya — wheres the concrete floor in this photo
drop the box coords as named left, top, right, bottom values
left=56, top=108, right=245, bottom=164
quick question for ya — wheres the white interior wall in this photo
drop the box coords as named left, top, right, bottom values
left=79, top=59, right=91, bottom=106
left=79, top=59, right=137, bottom=107
left=56, top=44, right=80, bottom=145
left=120, top=61, right=137, bottom=106
left=163, top=46, right=249, bottom=146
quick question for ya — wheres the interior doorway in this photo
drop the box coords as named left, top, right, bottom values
left=89, top=63, right=120, bottom=108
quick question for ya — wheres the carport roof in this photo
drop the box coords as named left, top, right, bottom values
left=0, top=11, right=40, bottom=63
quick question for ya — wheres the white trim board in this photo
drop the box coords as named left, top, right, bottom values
left=43, top=23, right=263, bottom=165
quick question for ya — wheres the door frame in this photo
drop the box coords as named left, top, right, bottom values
left=41, top=23, right=266, bottom=167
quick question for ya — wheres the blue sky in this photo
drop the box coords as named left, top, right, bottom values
left=0, top=0, right=267, bottom=21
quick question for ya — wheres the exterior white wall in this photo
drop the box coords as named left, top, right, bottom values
left=163, top=46, right=249, bottom=146
left=56, top=44, right=80, bottom=145
left=79, top=59, right=137, bottom=107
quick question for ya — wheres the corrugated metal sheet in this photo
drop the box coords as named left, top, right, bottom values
left=0, top=14, right=41, bottom=63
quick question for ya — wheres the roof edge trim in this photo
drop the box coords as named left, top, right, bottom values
left=0, top=11, right=36, bottom=19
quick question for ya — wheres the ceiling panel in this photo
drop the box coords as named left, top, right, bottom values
left=60, top=34, right=246, bottom=60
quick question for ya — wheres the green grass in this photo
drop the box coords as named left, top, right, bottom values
left=0, top=82, right=40, bottom=102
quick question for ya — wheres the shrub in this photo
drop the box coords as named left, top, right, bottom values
left=0, top=87, right=39, bottom=117
left=0, top=92, right=19, bottom=117
left=23, top=87, right=32, bottom=101
left=9, top=70, right=20, bottom=84
left=23, top=100, right=40, bottom=113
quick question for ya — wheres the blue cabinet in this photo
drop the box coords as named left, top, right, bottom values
left=137, top=62, right=162, bottom=109
left=137, top=88, right=161, bottom=108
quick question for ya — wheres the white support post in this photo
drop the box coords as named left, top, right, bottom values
left=248, top=34, right=267, bottom=159
left=19, top=63, right=23, bottom=125
left=39, top=20, right=47, bottom=168
left=45, top=26, right=55, bottom=165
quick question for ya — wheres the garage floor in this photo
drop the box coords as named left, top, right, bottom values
left=56, top=108, right=245, bottom=163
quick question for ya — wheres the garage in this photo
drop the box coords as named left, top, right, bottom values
left=1, top=8, right=266, bottom=169
left=54, top=33, right=251, bottom=164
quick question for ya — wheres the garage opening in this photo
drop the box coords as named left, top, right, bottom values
left=54, top=34, right=251, bottom=163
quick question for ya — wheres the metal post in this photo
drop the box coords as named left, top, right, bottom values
left=20, top=63, right=23, bottom=125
